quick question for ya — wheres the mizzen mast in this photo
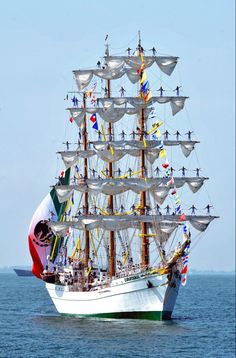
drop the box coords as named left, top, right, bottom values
left=82, top=93, right=90, bottom=266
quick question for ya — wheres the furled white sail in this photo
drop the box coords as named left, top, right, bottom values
left=68, top=97, right=188, bottom=120
left=94, top=68, right=126, bottom=80
left=126, top=68, right=140, bottom=84
left=188, top=216, right=216, bottom=231
left=180, top=142, right=196, bottom=157
left=54, top=177, right=208, bottom=203
left=98, top=96, right=188, bottom=116
left=73, top=56, right=178, bottom=90
left=105, top=56, right=178, bottom=76
left=49, top=216, right=180, bottom=235
left=60, top=146, right=160, bottom=164
left=92, top=139, right=198, bottom=154
left=94, top=147, right=127, bottom=163
left=151, top=186, right=170, bottom=205
left=59, top=139, right=197, bottom=167
left=48, top=215, right=217, bottom=236
left=68, top=107, right=153, bottom=125
left=73, top=70, right=94, bottom=90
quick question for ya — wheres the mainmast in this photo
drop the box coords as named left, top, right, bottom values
left=138, top=32, right=149, bottom=268
left=106, top=43, right=116, bottom=278
left=83, top=93, right=90, bottom=266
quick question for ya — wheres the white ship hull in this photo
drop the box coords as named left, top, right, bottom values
left=46, top=271, right=181, bottom=320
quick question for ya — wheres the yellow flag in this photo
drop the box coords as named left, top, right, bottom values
left=100, top=124, right=106, bottom=141
left=147, top=121, right=164, bottom=135
left=140, top=70, right=147, bottom=84
left=110, top=146, right=114, bottom=155
left=154, top=120, right=164, bottom=128
left=159, top=149, right=166, bottom=158
left=140, top=52, right=144, bottom=63
left=86, top=267, right=92, bottom=276
left=71, top=238, right=81, bottom=258
left=143, top=139, right=147, bottom=147
left=122, top=251, right=129, bottom=266
left=154, top=129, right=161, bottom=138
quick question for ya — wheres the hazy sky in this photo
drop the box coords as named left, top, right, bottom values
left=0, top=0, right=235, bottom=271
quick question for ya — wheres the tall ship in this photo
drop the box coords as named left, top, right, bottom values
left=28, top=34, right=218, bottom=320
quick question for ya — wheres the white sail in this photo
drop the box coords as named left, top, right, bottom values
left=55, top=177, right=208, bottom=202
left=73, top=56, right=178, bottom=90
left=105, top=55, right=178, bottom=75
left=59, top=140, right=197, bottom=167
left=49, top=215, right=217, bottom=236
left=49, top=215, right=180, bottom=234
left=69, top=107, right=153, bottom=124
left=92, top=139, right=198, bottom=157
left=98, top=96, right=188, bottom=115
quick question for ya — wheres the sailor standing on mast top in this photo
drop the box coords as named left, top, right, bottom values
left=164, top=205, right=171, bottom=215
left=156, top=204, right=162, bottom=215
left=104, top=168, right=109, bottom=177
left=157, top=86, right=165, bottom=97
left=185, top=131, right=194, bottom=140
left=154, top=166, right=161, bottom=176
left=120, top=205, right=125, bottom=214
left=179, top=166, right=187, bottom=177
left=71, top=95, right=79, bottom=107
left=130, top=130, right=136, bottom=139
left=174, top=86, right=182, bottom=96
left=63, top=141, right=71, bottom=150
left=174, top=130, right=181, bottom=141
left=98, top=130, right=102, bottom=140
left=194, top=168, right=201, bottom=177
left=90, top=168, right=97, bottom=178
left=204, top=204, right=213, bottom=215
left=130, top=204, right=136, bottom=213
left=128, top=168, right=133, bottom=177
left=115, top=168, right=122, bottom=177
left=119, top=130, right=126, bottom=140
left=137, top=43, right=145, bottom=53
left=119, top=87, right=126, bottom=97
left=189, top=205, right=197, bottom=215
left=149, top=47, right=157, bottom=56
left=164, top=130, right=170, bottom=140
left=103, top=87, right=108, bottom=97
left=126, top=47, right=132, bottom=56
left=170, top=167, right=175, bottom=175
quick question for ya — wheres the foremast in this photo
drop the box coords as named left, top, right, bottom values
left=106, top=45, right=116, bottom=278
left=138, top=34, right=149, bottom=268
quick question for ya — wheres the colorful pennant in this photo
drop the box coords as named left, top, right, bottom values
left=90, top=113, right=98, bottom=130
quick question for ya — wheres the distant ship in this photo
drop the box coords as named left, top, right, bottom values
left=28, top=33, right=218, bottom=320
left=14, top=268, right=33, bottom=277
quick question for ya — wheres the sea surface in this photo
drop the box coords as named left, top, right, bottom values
left=0, top=273, right=235, bottom=358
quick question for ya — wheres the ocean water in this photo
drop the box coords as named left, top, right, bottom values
left=0, top=273, right=235, bottom=358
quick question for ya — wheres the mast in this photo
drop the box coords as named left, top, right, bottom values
left=138, top=33, right=149, bottom=268
left=106, top=44, right=115, bottom=278
left=83, top=92, right=90, bottom=266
